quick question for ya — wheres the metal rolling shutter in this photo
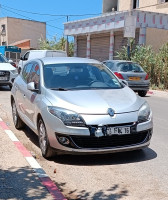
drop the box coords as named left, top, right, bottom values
left=77, top=36, right=87, bottom=58
left=90, top=33, right=110, bottom=61
left=114, top=30, right=139, bottom=59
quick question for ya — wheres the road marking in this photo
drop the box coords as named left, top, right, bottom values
left=26, top=157, right=42, bottom=168
left=0, top=118, right=67, bottom=200
left=5, top=130, right=19, bottom=142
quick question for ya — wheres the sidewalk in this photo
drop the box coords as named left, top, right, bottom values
left=148, top=89, right=168, bottom=98
left=0, top=118, right=66, bottom=200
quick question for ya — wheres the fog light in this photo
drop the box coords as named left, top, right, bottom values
left=58, top=136, right=70, bottom=145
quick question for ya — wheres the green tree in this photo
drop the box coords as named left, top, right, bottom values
left=38, top=36, right=74, bottom=57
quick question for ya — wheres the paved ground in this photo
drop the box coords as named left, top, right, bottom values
left=0, top=121, right=55, bottom=200
left=0, top=88, right=168, bottom=200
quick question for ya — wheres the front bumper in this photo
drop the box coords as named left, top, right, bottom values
left=0, top=71, right=17, bottom=87
left=43, top=111, right=153, bottom=155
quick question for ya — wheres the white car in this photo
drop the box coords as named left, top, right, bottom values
left=0, top=53, right=18, bottom=89
left=18, top=50, right=67, bottom=70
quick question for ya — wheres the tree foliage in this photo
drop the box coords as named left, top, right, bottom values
left=38, top=36, right=74, bottom=57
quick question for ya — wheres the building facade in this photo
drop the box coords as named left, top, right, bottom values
left=0, top=17, right=46, bottom=49
left=64, top=0, right=168, bottom=60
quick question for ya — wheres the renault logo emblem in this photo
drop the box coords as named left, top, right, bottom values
left=108, top=108, right=115, bottom=117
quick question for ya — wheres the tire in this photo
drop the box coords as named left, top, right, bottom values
left=38, top=118, right=55, bottom=158
left=12, top=100, right=25, bottom=129
left=138, top=90, right=147, bottom=97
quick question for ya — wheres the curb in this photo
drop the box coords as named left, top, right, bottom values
left=147, top=91, right=154, bottom=95
left=0, top=117, right=67, bottom=200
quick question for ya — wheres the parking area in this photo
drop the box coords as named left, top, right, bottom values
left=0, top=86, right=168, bottom=199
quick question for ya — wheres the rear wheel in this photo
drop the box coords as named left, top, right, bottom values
left=138, top=90, right=147, bottom=97
left=12, top=100, right=25, bottom=129
left=38, top=118, right=55, bottom=158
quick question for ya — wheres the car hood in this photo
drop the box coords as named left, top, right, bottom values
left=45, top=87, right=145, bottom=114
left=0, top=63, right=15, bottom=71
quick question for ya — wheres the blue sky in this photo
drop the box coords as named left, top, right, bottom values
left=0, top=0, right=102, bottom=40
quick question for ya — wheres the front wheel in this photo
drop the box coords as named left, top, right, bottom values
left=38, top=118, right=55, bottom=158
left=138, top=90, right=147, bottom=97
left=12, top=100, right=25, bottom=129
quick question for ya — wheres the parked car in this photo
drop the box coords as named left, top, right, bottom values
left=0, top=53, right=18, bottom=89
left=103, top=60, right=150, bottom=97
left=18, top=50, right=67, bottom=70
left=11, top=57, right=153, bottom=158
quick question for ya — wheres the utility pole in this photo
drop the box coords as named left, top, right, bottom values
left=65, top=15, right=69, bottom=56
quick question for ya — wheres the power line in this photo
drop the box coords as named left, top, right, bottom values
left=1, top=7, right=64, bottom=31
left=1, top=4, right=101, bottom=17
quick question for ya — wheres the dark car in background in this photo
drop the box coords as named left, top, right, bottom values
left=103, top=60, right=150, bottom=97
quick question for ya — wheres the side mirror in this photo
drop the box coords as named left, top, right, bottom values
left=20, top=56, right=24, bottom=60
left=18, top=67, right=22, bottom=74
left=121, top=80, right=128, bottom=86
left=27, top=82, right=39, bottom=92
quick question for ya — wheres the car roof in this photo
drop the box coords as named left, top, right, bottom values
left=104, top=60, right=134, bottom=63
left=39, top=57, right=102, bottom=65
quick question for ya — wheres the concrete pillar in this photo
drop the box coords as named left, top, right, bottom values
left=139, top=27, right=146, bottom=45
left=74, top=36, right=77, bottom=57
left=86, top=34, right=91, bottom=59
left=109, top=31, right=114, bottom=60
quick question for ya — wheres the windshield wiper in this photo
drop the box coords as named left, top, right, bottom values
left=50, top=88, right=68, bottom=91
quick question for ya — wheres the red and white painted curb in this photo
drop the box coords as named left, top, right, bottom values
left=0, top=117, right=67, bottom=200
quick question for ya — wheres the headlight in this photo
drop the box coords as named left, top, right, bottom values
left=138, top=102, right=151, bottom=123
left=48, top=106, right=86, bottom=127
left=11, top=70, right=18, bottom=75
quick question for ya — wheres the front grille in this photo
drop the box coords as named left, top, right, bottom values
left=70, top=130, right=151, bottom=149
left=0, top=71, right=10, bottom=82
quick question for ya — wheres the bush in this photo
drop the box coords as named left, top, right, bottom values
left=116, top=42, right=168, bottom=90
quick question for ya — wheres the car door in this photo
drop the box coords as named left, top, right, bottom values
left=14, top=62, right=33, bottom=122
left=23, top=62, right=41, bottom=130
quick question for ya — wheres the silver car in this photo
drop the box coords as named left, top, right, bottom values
left=11, top=57, right=153, bottom=158
left=103, top=60, right=150, bottom=97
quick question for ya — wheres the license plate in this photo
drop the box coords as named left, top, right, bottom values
left=0, top=77, right=8, bottom=80
left=129, top=77, right=140, bottom=81
left=107, top=127, right=130, bottom=136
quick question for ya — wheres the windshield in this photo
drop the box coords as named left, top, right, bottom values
left=43, top=63, right=123, bottom=90
left=117, top=62, right=144, bottom=72
left=0, top=54, right=8, bottom=63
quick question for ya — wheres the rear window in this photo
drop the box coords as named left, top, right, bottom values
left=117, top=62, right=144, bottom=72
left=46, top=51, right=67, bottom=57
left=104, top=62, right=117, bottom=71
left=0, top=54, right=7, bottom=63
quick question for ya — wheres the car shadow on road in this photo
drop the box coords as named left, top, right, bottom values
left=50, top=147, right=157, bottom=166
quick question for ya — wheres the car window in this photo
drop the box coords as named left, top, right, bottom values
left=104, top=62, right=117, bottom=71
left=28, top=63, right=40, bottom=89
left=117, top=62, right=144, bottom=72
left=0, top=54, right=8, bottom=63
left=43, top=63, right=122, bottom=90
left=22, top=63, right=34, bottom=83
left=24, top=52, right=30, bottom=61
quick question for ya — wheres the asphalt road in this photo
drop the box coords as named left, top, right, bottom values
left=0, top=86, right=168, bottom=200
